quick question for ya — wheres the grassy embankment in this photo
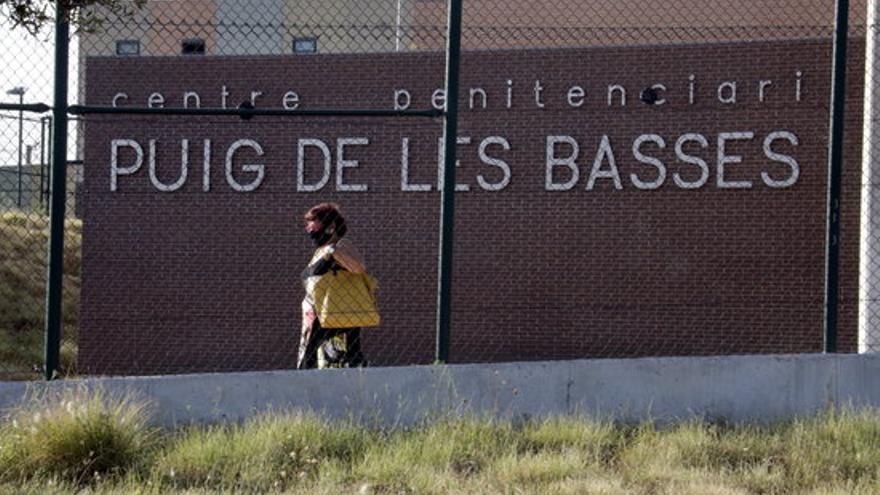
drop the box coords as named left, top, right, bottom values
left=2, top=388, right=880, bottom=494
left=0, top=211, right=80, bottom=380
left=3, top=212, right=880, bottom=493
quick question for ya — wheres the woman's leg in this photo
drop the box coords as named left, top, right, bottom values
left=298, top=322, right=326, bottom=369
left=315, top=328, right=367, bottom=368
left=343, top=328, right=366, bottom=367
left=318, top=328, right=347, bottom=369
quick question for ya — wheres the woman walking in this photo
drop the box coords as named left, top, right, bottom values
left=297, top=202, right=370, bottom=369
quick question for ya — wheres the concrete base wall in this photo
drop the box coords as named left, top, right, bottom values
left=3, top=354, right=880, bottom=427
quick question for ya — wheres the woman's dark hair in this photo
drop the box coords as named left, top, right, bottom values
left=304, top=202, right=348, bottom=238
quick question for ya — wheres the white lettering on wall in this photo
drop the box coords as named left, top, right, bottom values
left=282, top=91, right=300, bottom=110
left=718, top=81, right=737, bottom=104
left=201, top=139, right=211, bottom=192
left=759, top=80, right=772, bottom=102
left=297, top=139, right=332, bottom=192
left=650, top=84, right=667, bottom=105
left=110, top=139, right=143, bottom=191
left=631, top=134, right=667, bottom=190
left=506, top=80, right=513, bottom=108
left=673, top=133, right=710, bottom=189
left=717, top=131, right=755, bottom=188
left=437, top=136, right=472, bottom=191
left=148, top=139, right=188, bottom=192
left=112, top=93, right=128, bottom=107
left=689, top=74, right=696, bottom=104
left=477, top=136, right=512, bottom=191
left=587, top=135, right=622, bottom=190
left=336, top=138, right=370, bottom=192
left=400, top=137, right=431, bottom=191
left=148, top=92, right=165, bottom=108
left=607, top=85, right=626, bottom=107
left=567, top=86, right=586, bottom=107
left=104, top=131, right=803, bottom=193
left=113, top=69, right=813, bottom=115
left=432, top=89, right=446, bottom=111
left=534, top=80, right=545, bottom=108
left=469, top=88, right=487, bottom=110
left=225, top=139, right=265, bottom=192
left=183, top=91, right=201, bottom=109
left=545, top=135, right=579, bottom=191
left=762, top=131, right=800, bottom=188
left=394, top=89, right=411, bottom=110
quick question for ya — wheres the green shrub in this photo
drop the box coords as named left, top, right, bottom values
left=0, top=387, right=156, bottom=484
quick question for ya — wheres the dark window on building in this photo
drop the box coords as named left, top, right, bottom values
left=293, top=37, right=317, bottom=54
left=181, top=38, right=206, bottom=55
left=115, top=40, right=140, bottom=56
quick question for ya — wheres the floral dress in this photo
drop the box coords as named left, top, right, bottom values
left=296, top=241, right=366, bottom=369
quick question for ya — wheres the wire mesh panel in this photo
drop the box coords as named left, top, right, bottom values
left=0, top=17, right=63, bottom=380
left=860, top=0, right=880, bottom=353
left=82, top=0, right=420, bottom=57
left=444, top=0, right=859, bottom=362
left=73, top=0, right=449, bottom=375
left=1, top=0, right=874, bottom=378
left=414, top=0, right=855, bottom=49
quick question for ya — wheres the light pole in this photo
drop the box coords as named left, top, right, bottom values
left=6, top=86, right=27, bottom=208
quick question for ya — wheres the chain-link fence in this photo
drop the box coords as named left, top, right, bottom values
left=0, top=0, right=872, bottom=378
left=1, top=16, right=76, bottom=380
left=861, top=0, right=880, bottom=354
left=1, top=94, right=81, bottom=379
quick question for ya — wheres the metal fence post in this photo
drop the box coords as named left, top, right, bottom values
left=15, top=91, right=24, bottom=208
left=46, top=115, right=53, bottom=215
left=824, top=0, right=850, bottom=353
left=44, top=1, right=70, bottom=379
left=39, top=116, right=47, bottom=209
left=436, top=0, right=463, bottom=363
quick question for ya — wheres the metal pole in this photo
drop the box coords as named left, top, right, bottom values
left=436, top=0, right=463, bottom=363
left=824, top=0, right=850, bottom=353
left=395, top=0, right=402, bottom=51
left=859, top=0, right=880, bottom=352
left=17, top=93, right=23, bottom=208
left=39, top=116, right=46, bottom=209
left=45, top=2, right=70, bottom=379
left=45, top=116, right=53, bottom=215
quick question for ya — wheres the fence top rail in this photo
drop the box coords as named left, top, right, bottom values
left=0, top=103, right=52, bottom=114
left=67, top=105, right=443, bottom=119
left=0, top=103, right=445, bottom=119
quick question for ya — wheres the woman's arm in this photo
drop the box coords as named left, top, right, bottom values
left=331, top=238, right=366, bottom=274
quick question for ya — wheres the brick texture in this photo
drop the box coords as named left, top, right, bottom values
left=80, top=38, right=863, bottom=375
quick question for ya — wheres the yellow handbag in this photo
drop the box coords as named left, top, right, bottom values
left=313, top=270, right=380, bottom=328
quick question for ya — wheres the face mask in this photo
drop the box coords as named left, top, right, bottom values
left=308, top=229, right=332, bottom=247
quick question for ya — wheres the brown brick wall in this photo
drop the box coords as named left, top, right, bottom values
left=80, top=38, right=863, bottom=375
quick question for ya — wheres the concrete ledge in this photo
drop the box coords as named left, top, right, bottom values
left=2, top=353, right=880, bottom=427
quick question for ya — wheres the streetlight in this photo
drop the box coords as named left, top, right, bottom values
left=6, top=86, right=27, bottom=209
